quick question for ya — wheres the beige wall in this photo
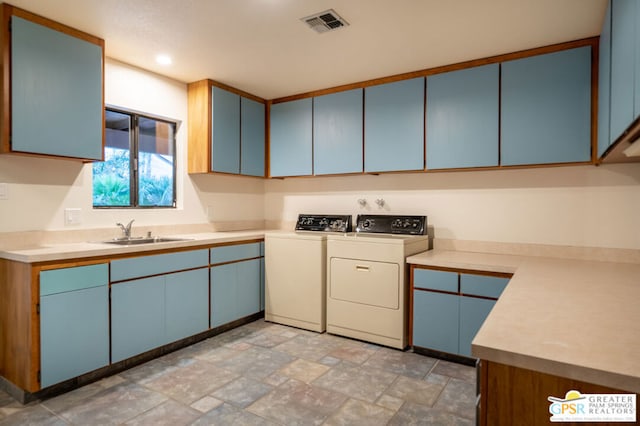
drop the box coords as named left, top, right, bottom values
left=265, top=164, right=640, bottom=250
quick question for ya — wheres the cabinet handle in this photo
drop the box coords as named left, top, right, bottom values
left=355, top=265, right=370, bottom=272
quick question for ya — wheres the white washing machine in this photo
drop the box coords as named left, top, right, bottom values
left=326, top=215, right=430, bottom=349
left=264, top=214, right=351, bottom=332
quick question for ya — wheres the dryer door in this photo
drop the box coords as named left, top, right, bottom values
left=329, top=258, right=399, bottom=309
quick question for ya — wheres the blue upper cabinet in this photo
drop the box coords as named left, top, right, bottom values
left=241, top=97, right=266, bottom=176
left=598, top=1, right=612, bottom=158
left=426, top=64, right=499, bottom=169
left=187, top=80, right=265, bottom=176
left=211, top=86, right=240, bottom=173
left=6, top=10, right=103, bottom=160
left=313, top=89, right=363, bottom=175
left=270, top=98, right=313, bottom=177
left=364, top=77, right=425, bottom=172
left=501, top=46, right=592, bottom=166
left=609, top=0, right=636, bottom=142
left=211, top=86, right=266, bottom=176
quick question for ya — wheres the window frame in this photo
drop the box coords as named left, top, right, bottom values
left=93, top=106, right=178, bottom=209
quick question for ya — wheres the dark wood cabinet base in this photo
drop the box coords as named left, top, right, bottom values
left=478, top=360, right=639, bottom=426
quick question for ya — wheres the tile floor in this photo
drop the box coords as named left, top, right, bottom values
left=0, top=320, right=476, bottom=425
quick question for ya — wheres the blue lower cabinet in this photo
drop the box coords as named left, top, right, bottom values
left=412, top=267, right=509, bottom=358
left=211, top=259, right=262, bottom=328
left=413, top=290, right=459, bottom=354
left=111, top=276, right=166, bottom=363
left=39, top=264, right=109, bottom=387
left=237, top=259, right=261, bottom=318
left=211, top=263, right=238, bottom=328
left=112, top=267, right=211, bottom=362
left=165, top=269, right=209, bottom=343
left=459, top=296, right=496, bottom=357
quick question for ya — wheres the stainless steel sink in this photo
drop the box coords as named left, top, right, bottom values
left=102, top=237, right=192, bottom=245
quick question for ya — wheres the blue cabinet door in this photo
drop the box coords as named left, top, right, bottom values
left=270, top=98, right=313, bottom=177
left=111, top=276, right=165, bottom=363
left=460, top=274, right=509, bottom=299
left=313, top=89, right=363, bottom=175
left=598, top=1, right=613, bottom=157
left=364, top=77, right=425, bottom=172
left=413, top=268, right=458, bottom=292
left=211, top=86, right=241, bottom=173
left=39, top=264, right=109, bottom=388
left=610, top=0, right=636, bottom=142
left=426, top=64, right=499, bottom=169
left=165, top=268, right=209, bottom=343
left=236, top=259, right=261, bottom=318
left=501, top=46, right=592, bottom=165
left=413, top=290, right=459, bottom=354
left=210, top=263, right=238, bottom=328
left=240, top=97, right=265, bottom=177
left=459, top=296, right=496, bottom=357
left=11, top=16, right=103, bottom=160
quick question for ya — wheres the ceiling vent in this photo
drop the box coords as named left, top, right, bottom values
left=302, top=9, right=349, bottom=34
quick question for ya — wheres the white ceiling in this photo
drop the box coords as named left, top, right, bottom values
left=5, top=0, right=608, bottom=100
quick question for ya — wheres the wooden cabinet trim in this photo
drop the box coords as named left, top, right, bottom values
left=482, top=360, right=639, bottom=425
left=0, top=259, right=39, bottom=391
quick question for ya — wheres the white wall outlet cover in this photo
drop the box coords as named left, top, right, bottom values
left=64, top=208, right=82, bottom=226
left=0, top=183, right=8, bottom=200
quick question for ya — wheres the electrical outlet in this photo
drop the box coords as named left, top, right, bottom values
left=0, top=183, right=8, bottom=200
left=64, top=208, right=82, bottom=226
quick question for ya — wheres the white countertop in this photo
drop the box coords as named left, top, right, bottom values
left=0, top=230, right=266, bottom=263
left=406, top=250, right=640, bottom=393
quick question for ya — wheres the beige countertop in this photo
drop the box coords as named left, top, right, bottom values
left=0, top=230, right=266, bottom=263
left=407, top=250, right=640, bottom=394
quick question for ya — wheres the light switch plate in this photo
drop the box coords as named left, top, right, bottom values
left=64, top=208, right=82, bottom=226
left=0, top=183, right=8, bottom=200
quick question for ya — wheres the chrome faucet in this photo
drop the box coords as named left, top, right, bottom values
left=116, top=219, right=135, bottom=239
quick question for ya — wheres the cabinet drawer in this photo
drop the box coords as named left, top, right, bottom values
left=40, top=263, right=108, bottom=296
left=413, top=268, right=458, bottom=293
left=460, top=274, right=509, bottom=299
left=111, top=249, right=209, bottom=282
left=210, top=242, right=261, bottom=264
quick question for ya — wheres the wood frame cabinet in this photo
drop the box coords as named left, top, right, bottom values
left=0, top=239, right=264, bottom=399
left=477, top=361, right=639, bottom=426
left=266, top=37, right=597, bottom=177
left=210, top=242, right=263, bottom=328
left=0, top=4, right=105, bottom=161
left=410, top=265, right=511, bottom=360
left=187, top=79, right=266, bottom=176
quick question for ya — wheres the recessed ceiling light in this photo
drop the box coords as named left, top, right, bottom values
left=156, top=54, right=172, bottom=65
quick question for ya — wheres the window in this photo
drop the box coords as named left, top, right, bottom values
left=93, top=108, right=177, bottom=208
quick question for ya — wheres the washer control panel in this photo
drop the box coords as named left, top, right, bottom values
left=295, top=214, right=352, bottom=232
left=356, top=215, right=427, bottom=235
